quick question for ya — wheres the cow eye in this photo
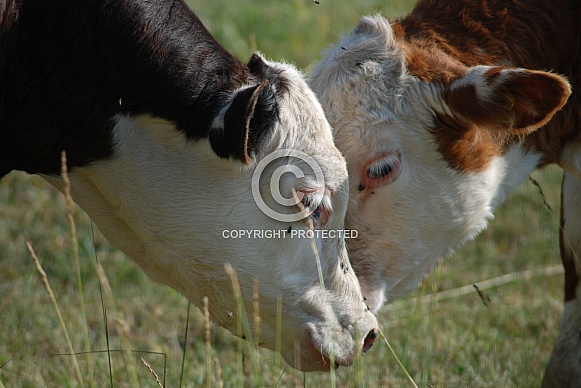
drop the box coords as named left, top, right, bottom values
left=310, top=204, right=330, bottom=226
left=367, top=161, right=393, bottom=179
left=361, top=153, right=401, bottom=189
left=300, top=192, right=330, bottom=226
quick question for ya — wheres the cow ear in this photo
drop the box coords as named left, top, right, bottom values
left=210, top=80, right=278, bottom=164
left=444, top=66, right=571, bottom=135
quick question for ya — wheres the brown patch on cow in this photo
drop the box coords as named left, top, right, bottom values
left=391, top=23, right=466, bottom=84
left=441, top=70, right=571, bottom=158
left=430, top=111, right=503, bottom=173
left=390, top=0, right=580, bottom=166
left=443, top=78, right=536, bottom=135
left=483, top=66, right=508, bottom=82
left=432, top=70, right=570, bottom=173
left=394, top=0, right=529, bottom=70
left=390, top=0, right=510, bottom=85
left=494, top=71, right=571, bottom=134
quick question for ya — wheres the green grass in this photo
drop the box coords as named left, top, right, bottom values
left=189, top=0, right=413, bottom=69
left=0, top=1, right=565, bottom=386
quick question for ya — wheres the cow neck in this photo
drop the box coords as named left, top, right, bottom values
left=0, top=0, right=250, bottom=176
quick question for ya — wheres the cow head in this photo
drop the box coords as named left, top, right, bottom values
left=309, top=16, right=570, bottom=311
left=44, top=53, right=377, bottom=371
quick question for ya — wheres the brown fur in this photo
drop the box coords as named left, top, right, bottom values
left=394, top=0, right=581, bottom=167
left=386, top=2, right=581, bottom=384
left=430, top=111, right=503, bottom=172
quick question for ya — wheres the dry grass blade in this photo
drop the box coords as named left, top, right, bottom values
left=90, top=222, right=113, bottom=387
left=529, top=175, right=581, bottom=287
left=224, top=263, right=262, bottom=383
left=27, top=242, right=85, bottom=388
left=378, top=327, right=418, bottom=388
left=252, top=279, right=261, bottom=348
left=386, top=265, right=564, bottom=311
left=529, top=175, right=580, bottom=274
left=60, top=151, right=94, bottom=387
left=294, top=190, right=336, bottom=385
left=275, top=295, right=283, bottom=372
left=529, top=176, right=554, bottom=212
left=203, top=296, right=212, bottom=388
left=293, top=189, right=336, bottom=388
left=179, top=301, right=191, bottom=388
left=213, top=356, right=224, bottom=388
left=95, top=262, right=140, bottom=386
left=141, top=358, right=164, bottom=388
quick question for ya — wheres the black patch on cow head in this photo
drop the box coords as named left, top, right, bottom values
left=209, top=77, right=278, bottom=164
left=209, top=54, right=285, bottom=164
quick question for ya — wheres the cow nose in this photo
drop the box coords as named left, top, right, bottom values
left=362, top=328, right=378, bottom=354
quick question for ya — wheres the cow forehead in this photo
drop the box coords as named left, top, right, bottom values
left=311, top=15, right=509, bottom=175
left=311, top=18, right=429, bottom=129
left=265, top=64, right=349, bottom=188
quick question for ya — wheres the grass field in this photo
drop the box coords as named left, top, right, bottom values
left=0, top=1, right=566, bottom=386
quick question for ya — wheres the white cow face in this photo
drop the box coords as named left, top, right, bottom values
left=309, top=16, right=570, bottom=311
left=44, top=55, right=378, bottom=371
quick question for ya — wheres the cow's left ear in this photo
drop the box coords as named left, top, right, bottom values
left=210, top=80, right=278, bottom=164
left=444, top=66, right=571, bottom=135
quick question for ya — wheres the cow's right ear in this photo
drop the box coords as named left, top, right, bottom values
left=444, top=66, right=571, bottom=135
left=210, top=81, right=278, bottom=164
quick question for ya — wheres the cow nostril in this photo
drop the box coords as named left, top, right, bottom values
left=362, top=328, right=378, bottom=354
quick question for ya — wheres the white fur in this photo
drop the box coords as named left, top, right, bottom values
left=311, top=12, right=579, bottom=386
left=309, top=15, right=544, bottom=311
left=42, top=57, right=377, bottom=371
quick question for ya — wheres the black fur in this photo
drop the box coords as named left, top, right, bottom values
left=0, top=0, right=287, bottom=177
left=210, top=80, right=279, bottom=164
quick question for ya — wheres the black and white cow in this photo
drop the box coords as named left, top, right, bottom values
left=0, top=0, right=378, bottom=371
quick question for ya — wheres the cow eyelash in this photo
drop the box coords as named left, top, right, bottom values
left=361, top=153, right=401, bottom=189
left=367, top=160, right=394, bottom=178
left=367, top=155, right=398, bottom=178
left=301, top=192, right=331, bottom=226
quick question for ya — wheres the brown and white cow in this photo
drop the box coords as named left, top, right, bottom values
left=0, top=0, right=378, bottom=371
left=310, top=0, right=580, bottom=384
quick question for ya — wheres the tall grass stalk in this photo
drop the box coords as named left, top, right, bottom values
left=530, top=175, right=581, bottom=273
left=378, top=327, right=418, bottom=388
left=386, top=265, right=564, bottom=311
left=95, top=262, right=140, bottom=386
left=275, top=295, right=283, bottom=373
left=141, top=357, right=164, bottom=387
left=0, top=362, right=8, bottom=388
left=252, top=279, right=261, bottom=349
left=560, top=223, right=581, bottom=269
left=27, top=242, right=85, bottom=388
left=60, top=151, right=94, bottom=386
left=90, top=222, right=114, bottom=387
left=224, top=263, right=263, bottom=385
left=203, top=297, right=213, bottom=388
left=179, top=301, right=191, bottom=388
left=298, top=193, right=336, bottom=386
